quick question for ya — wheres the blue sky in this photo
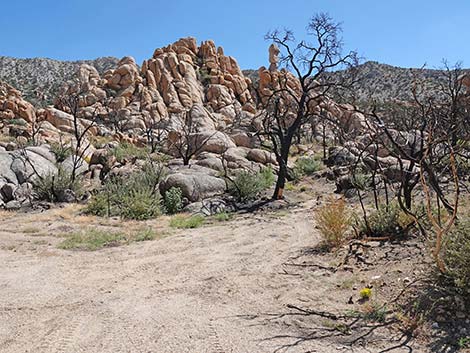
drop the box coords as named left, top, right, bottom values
left=1, top=0, right=469, bottom=69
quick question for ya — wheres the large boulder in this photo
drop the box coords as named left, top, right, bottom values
left=61, top=155, right=89, bottom=176
left=10, top=149, right=57, bottom=184
left=193, top=131, right=236, bottom=154
left=43, top=107, right=76, bottom=133
left=25, top=145, right=56, bottom=164
left=160, top=166, right=226, bottom=202
left=0, top=152, right=18, bottom=184
left=189, top=104, right=216, bottom=131
left=247, top=148, right=277, bottom=165
left=326, top=146, right=357, bottom=167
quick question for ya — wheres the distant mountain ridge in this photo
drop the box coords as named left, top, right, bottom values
left=1, top=53, right=468, bottom=109
left=0, top=56, right=119, bottom=106
left=247, top=61, right=470, bottom=103
left=333, top=61, right=470, bottom=103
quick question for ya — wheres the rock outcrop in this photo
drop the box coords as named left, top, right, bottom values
left=0, top=37, right=379, bottom=209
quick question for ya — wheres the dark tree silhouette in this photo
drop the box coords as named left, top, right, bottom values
left=262, top=13, right=358, bottom=199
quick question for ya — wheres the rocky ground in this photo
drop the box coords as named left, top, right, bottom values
left=0, top=179, right=456, bottom=353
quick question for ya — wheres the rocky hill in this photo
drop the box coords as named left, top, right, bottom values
left=246, top=61, right=470, bottom=104
left=0, top=56, right=119, bottom=107
left=2, top=53, right=463, bottom=109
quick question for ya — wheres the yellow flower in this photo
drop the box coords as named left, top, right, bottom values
left=359, top=287, right=372, bottom=299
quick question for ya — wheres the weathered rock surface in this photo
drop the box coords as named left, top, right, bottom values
left=160, top=165, right=226, bottom=202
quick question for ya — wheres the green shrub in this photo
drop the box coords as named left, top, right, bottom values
left=359, top=203, right=413, bottom=238
left=33, top=167, right=83, bottom=202
left=58, top=229, right=126, bottom=251
left=50, top=142, right=71, bottom=163
left=9, top=118, right=27, bottom=126
left=197, top=67, right=212, bottom=86
left=444, top=219, right=470, bottom=294
left=163, top=187, right=183, bottom=214
left=294, top=156, right=322, bottom=178
left=229, top=167, right=275, bottom=202
left=351, top=172, right=370, bottom=190
left=84, top=193, right=109, bottom=217
left=170, top=214, right=205, bottom=229
left=58, top=227, right=158, bottom=250
left=133, top=228, right=158, bottom=242
left=259, top=166, right=276, bottom=188
left=85, top=161, right=164, bottom=220
left=111, top=142, right=148, bottom=163
left=119, top=189, right=162, bottom=220
left=213, top=212, right=233, bottom=222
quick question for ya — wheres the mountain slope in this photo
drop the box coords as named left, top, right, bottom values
left=246, top=61, right=470, bottom=103
left=330, top=61, right=470, bottom=103
left=0, top=56, right=119, bottom=106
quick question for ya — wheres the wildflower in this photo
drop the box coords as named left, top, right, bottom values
left=359, top=287, right=372, bottom=299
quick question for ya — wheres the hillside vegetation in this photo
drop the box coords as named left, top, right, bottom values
left=0, top=56, right=119, bottom=106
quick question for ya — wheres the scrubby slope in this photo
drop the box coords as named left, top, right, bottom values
left=0, top=56, right=119, bottom=106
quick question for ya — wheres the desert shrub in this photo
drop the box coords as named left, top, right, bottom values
left=9, top=118, right=27, bottom=126
left=359, top=287, right=372, bottom=300
left=315, top=197, right=351, bottom=248
left=58, top=227, right=158, bottom=250
left=197, top=67, right=211, bottom=86
left=85, top=161, right=164, bottom=220
left=351, top=172, right=370, bottom=190
left=58, top=229, right=127, bottom=251
left=111, top=142, right=148, bottom=163
left=89, top=135, right=114, bottom=149
left=50, top=142, right=71, bottom=163
left=361, top=303, right=388, bottom=323
left=228, top=167, right=275, bottom=202
left=294, top=156, right=322, bottom=178
left=213, top=212, right=233, bottom=222
left=34, top=167, right=83, bottom=202
left=359, top=203, right=413, bottom=238
left=444, top=219, right=470, bottom=294
left=133, top=228, right=158, bottom=242
left=170, top=214, right=205, bottom=229
left=163, top=187, right=183, bottom=214
left=84, top=193, right=109, bottom=217
left=119, top=189, right=162, bottom=220
left=347, top=303, right=388, bottom=323
left=259, top=166, right=276, bottom=187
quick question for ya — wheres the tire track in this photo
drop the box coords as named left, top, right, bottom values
left=207, top=318, right=225, bottom=353
left=97, top=309, right=159, bottom=353
left=35, top=309, right=90, bottom=353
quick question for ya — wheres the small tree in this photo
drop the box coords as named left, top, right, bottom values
left=167, top=107, right=216, bottom=166
left=55, top=83, right=100, bottom=183
left=262, top=13, right=358, bottom=199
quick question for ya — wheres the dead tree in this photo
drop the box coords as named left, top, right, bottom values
left=56, top=84, right=100, bottom=183
left=351, top=62, right=467, bottom=213
left=262, top=13, right=358, bottom=199
left=167, top=108, right=217, bottom=166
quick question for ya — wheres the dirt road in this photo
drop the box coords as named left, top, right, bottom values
left=0, top=200, right=426, bottom=353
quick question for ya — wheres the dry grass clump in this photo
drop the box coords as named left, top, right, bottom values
left=315, top=197, right=351, bottom=248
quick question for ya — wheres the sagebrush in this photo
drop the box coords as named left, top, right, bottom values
left=228, top=167, right=275, bottom=202
left=85, top=160, right=165, bottom=220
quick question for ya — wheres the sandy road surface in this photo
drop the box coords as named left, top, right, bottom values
left=0, top=201, right=426, bottom=353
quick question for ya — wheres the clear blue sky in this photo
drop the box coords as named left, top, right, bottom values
left=1, top=0, right=469, bottom=69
